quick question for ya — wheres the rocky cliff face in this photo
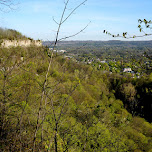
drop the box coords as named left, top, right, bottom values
left=0, top=39, right=42, bottom=48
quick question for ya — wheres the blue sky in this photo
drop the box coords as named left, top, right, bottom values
left=0, top=0, right=152, bottom=41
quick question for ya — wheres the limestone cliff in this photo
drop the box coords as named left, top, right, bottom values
left=0, top=39, right=42, bottom=48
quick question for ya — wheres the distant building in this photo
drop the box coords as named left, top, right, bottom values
left=123, top=68, right=132, bottom=73
left=88, top=61, right=92, bottom=64
left=58, top=50, right=66, bottom=53
left=101, top=60, right=106, bottom=63
left=51, top=49, right=67, bottom=53
left=64, top=55, right=72, bottom=59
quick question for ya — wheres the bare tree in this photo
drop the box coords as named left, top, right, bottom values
left=32, top=0, right=90, bottom=151
left=0, top=0, right=17, bottom=12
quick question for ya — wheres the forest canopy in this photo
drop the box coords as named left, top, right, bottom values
left=0, top=44, right=152, bottom=151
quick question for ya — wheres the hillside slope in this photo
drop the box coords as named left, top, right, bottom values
left=0, top=46, right=152, bottom=151
left=0, top=28, right=28, bottom=40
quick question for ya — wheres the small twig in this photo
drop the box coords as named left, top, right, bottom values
left=104, top=18, right=152, bottom=39
left=61, top=0, right=87, bottom=24
left=52, top=16, right=59, bottom=25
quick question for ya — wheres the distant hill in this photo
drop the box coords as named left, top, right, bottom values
left=43, top=40, right=152, bottom=48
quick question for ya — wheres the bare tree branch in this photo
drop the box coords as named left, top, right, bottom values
left=33, top=0, right=89, bottom=151
left=52, top=16, right=60, bottom=25
left=61, top=0, right=87, bottom=24
left=0, top=0, right=17, bottom=12
left=58, top=21, right=91, bottom=41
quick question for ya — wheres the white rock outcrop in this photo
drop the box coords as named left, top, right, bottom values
left=0, top=39, right=42, bottom=48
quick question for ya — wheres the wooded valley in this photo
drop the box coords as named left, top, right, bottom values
left=0, top=41, right=152, bottom=151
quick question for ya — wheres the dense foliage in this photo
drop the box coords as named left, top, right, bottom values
left=109, top=73, right=152, bottom=122
left=0, top=28, right=30, bottom=40
left=0, top=45, right=152, bottom=151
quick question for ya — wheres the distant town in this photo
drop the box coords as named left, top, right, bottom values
left=44, top=40, right=152, bottom=78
